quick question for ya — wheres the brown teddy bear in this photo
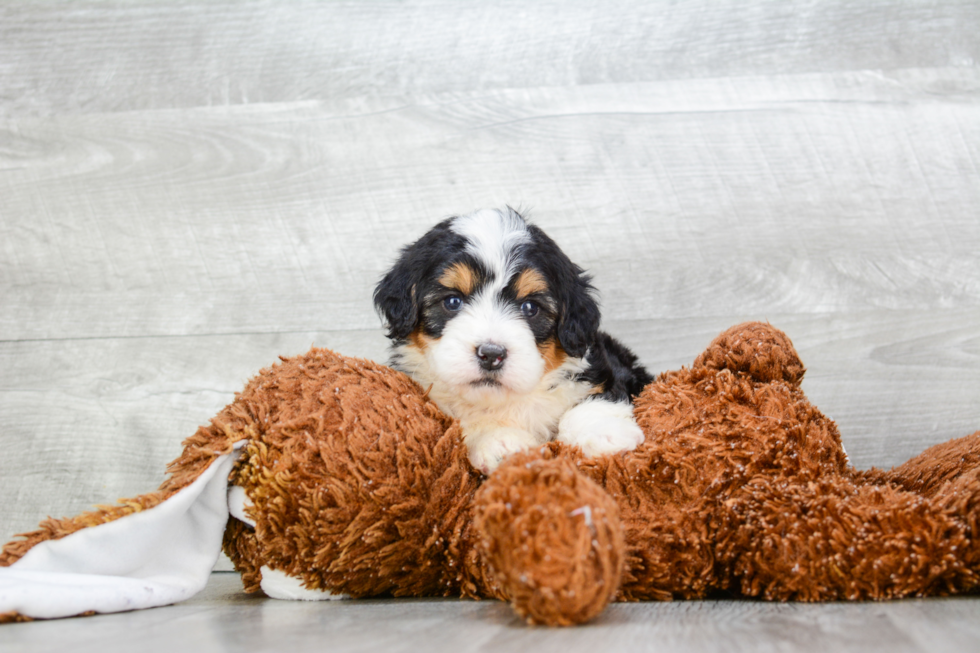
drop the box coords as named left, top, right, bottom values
left=3, top=322, right=979, bottom=626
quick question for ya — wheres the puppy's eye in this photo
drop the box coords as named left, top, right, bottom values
left=443, top=295, right=464, bottom=312
left=520, top=300, right=539, bottom=318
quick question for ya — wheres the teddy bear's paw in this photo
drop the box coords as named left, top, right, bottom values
left=474, top=453, right=625, bottom=625
left=259, top=566, right=349, bottom=601
left=466, top=427, right=540, bottom=474
left=556, top=398, right=645, bottom=458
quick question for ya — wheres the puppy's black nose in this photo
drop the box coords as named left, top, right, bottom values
left=476, top=343, right=507, bottom=371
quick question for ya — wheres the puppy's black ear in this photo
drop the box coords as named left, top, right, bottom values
left=557, top=270, right=601, bottom=358
left=374, top=219, right=463, bottom=340
left=373, top=258, right=420, bottom=340
left=524, top=224, right=601, bottom=358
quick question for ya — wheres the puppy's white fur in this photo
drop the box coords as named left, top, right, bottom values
left=394, top=328, right=594, bottom=473
left=452, top=208, right=530, bottom=282
left=556, top=398, right=645, bottom=458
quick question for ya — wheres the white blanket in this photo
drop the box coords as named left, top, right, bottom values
left=0, top=443, right=242, bottom=620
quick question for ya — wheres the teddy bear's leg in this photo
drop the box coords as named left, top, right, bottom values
left=223, top=517, right=263, bottom=593
left=860, top=431, right=980, bottom=498
left=932, top=466, right=980, bottom=550
left=720, top=474, right=980, bottom=600
left=853, top=431, right=980, bottom=578
left=223, top=485, right=349, bottom=600
left=473, top=447, right=625, bottom=626
left=888, top=433, right=980, bottom=567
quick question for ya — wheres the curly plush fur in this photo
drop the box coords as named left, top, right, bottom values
left=3, top=323, right=979, bottom=625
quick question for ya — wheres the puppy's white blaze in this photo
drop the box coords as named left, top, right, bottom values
left=431, top=289, right=542, bottom=394
left=450, top=208, right=529, bottom=282
left=557, top=398, right=645, bottom=458
left=259, top=566, right=349, bottom=601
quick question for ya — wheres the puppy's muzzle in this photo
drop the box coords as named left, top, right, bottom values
left=476, top=343, right=507, bottom=371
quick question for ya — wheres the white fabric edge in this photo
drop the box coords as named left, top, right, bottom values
left=227, top=485, right=256, bottom=528
left=259, top=566, right=349, bottom=601
left=0, top=442, right=244, bottom=619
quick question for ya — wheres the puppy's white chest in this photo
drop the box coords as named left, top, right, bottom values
left=429, top=366, right=592, bottom=473
left=449, top=374, right=592, bottom=441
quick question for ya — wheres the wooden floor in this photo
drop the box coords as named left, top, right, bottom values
left=1, top=573, right=978, bottom=653
left=2, top=1, right=979, bottom=648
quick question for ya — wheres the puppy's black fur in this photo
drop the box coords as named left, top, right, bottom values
left=374, top=218, right=466, bottom=341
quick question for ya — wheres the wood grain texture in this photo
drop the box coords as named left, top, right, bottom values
left=1, top=1, right=979, bottom=632
left=3, top=70, right=978, bottom=339
left=3, top=573, right=980, bottom=653
left=1, top=1, right=978, bottom=117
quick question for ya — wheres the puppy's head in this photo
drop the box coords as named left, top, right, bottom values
left=374, top=208, right=599, bottom=400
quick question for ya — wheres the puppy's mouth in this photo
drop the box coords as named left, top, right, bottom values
left=470, top=377, right=502, bottom=388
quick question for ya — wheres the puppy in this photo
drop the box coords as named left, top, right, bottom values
left=374, top=208, right=653, bottom=473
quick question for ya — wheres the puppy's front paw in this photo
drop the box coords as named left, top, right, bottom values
left=466, top=427, right=538, bottom=474
left=557, top=399, right=644, bottom=458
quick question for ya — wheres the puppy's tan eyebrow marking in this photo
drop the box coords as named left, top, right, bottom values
left=514, top=268, right=548, bottom=299
left=438, top=262, right=477, bottom=295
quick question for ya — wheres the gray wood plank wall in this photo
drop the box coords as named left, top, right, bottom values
left=1, top=0, right=978, bottom=554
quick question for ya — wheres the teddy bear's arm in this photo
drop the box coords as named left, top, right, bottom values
left=474, top=445, right=625, bottom=626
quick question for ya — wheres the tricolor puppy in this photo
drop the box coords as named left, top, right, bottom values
left=374, top=208, right=653, bottom=473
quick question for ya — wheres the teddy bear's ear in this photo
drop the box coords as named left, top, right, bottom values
left=694, top=321, right=806, bottom=385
